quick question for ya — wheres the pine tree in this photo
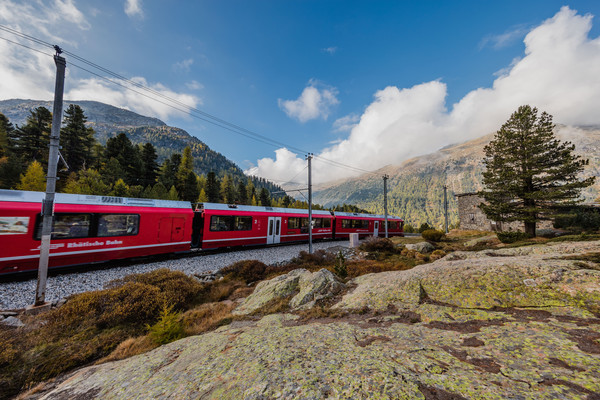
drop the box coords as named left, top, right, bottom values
left=140, top=143, right=159, bottom=187
left=60, top=104, right=96, bottom=172
left=176, top=146, right=194, bottom=194
left=0, top=112, right=14, bottom=158
left=236, top=181, right=248, bottom=204
left=158, top=153, right=181, bottom=190
left=197, top=188, right=208, bottom=203
left=259, top=187, right=270, bottom=206
left=479, top=105, right=595, bottom=236
left=167, top=185, right=180, bottom=200
left=105, top=133, right=142, bottom=186
left=181, top=171, right=200, bottom=203
left=13, top=107, right=52, bottom=167
left=205, top=171, right=220, bottom=203
left=16, top=160, right=46, bottom=191
left=151, top=182, right=169, bottom=199
left=111, top=178, right=130, bottom=197
left=220, top=174, right=235, bottom=204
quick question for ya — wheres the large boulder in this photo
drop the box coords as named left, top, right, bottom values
left=335, top=240, right=600, bottom=312
left=405, top=241, right=436, bottom=253
left=233, top=268, right=345, bottom=315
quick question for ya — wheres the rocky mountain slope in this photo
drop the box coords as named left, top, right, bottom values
left=0, top=99, right=248, bottom=180
left=314, top=126, right=600, bottom=227
left=36, top=240, right=600, bottom=399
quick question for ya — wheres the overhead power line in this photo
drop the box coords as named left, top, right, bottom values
left=0, top=24, right=382, bottom=178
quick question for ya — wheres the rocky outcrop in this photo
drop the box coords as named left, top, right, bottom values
left=405, top=241, right=436, bottom=253
left=233, top=268, right=345, bottom=315
left=37, top=241, right=600, bottom=399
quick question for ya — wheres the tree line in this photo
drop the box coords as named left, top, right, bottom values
left=0, top=105, right=367, bottom=212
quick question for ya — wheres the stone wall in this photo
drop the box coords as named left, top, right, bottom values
left=456, top=193, right=552, bottom=232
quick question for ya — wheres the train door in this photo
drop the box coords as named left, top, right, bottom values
left=159, top=217, right=185, bottom=243
left=267, top=217, right=281, bottom=244
left=374, top=221, right=379, bottom=237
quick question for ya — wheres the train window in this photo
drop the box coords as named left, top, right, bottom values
left=341, top=219, right=369, bottom=229
left=0, top=217, right=29, bottom=235
left=323, top=218, right=331, bottom=228
left=35, top=213, right=92, bottom=240
left=210, top=215, right=253, bottom=231
left=210, top=215, right=232, bottom=231
left=288, top=217, right=300, bottom=229
left=97, top=214, right=139, bottom=237
left=234, top=216, right=252, bottom=231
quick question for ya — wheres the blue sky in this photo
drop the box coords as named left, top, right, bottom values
left=1, top=1, right=600, bottom=185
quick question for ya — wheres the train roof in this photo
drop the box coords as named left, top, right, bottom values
left=0, top=189, right=192, bottom=209
left=333, top=211, right=403, bottom=220
left=198, top=202, right=333, bottom=216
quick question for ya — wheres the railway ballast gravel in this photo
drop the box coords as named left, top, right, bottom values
left=0, top=241, right=348, bottom=311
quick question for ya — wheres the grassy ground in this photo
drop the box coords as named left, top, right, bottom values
left=2, top=230, right=597, bottom=399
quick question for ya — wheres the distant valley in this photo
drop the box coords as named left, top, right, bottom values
left=313, top=126, right=600, bottom=228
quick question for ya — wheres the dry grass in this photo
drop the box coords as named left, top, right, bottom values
left=98, top=336, right=157, bottom=364
left=183, top=302, right=237, bottom=336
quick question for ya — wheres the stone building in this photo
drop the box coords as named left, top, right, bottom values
left=455, top=192, right=552, bottom=232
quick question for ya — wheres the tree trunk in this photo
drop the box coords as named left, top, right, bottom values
left=524, top=221, right=536, bottom=237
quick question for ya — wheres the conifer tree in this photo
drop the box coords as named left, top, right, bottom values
left=60, top=104, right=96, bottom=172
left=13, top=107, right=52, bottom=167
left=151, top=182, right=169, bottom=199
left=16, top=160, right=46, bottom=191
left=140, top=143, right=159, bottom=187
left=111, top=178, right=130, bottom=197
left=236, top=181, right=248, bottom=204
left=181, top=171, right=200, bottom=203
left=0, top=112, right=14, bottom=158
left=64, top=169, right=110, bottom=195
left=259, top=187, right=270, bottom=206
left=479, top=105, right=595, bottom=236
left=220, top=174, right=235, bottom=204
left=167, top=185, right=180, bottom=200
left=197, top=188, right=208, bottom=203
left=205, top=171, right=220, bottom=203
left=105, top=133, right=142, bottom=185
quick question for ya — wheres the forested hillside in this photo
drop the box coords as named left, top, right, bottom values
left=313, top=126, right=600, bottom=229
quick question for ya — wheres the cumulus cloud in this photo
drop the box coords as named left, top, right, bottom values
left=278, top=81, right=339, bottom=122
left=322, top=46, right=338, bottom=54
left=248, top=6, right=600, bottom=185
left=332, top=113, right=360, bottom=132
left=0, top=0, right=199, bottom=121
left=124, top=0, right=143, bottom=18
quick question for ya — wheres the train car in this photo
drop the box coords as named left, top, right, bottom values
left=333, top=211, right=404, bottom=239
left=195, top=203, right=334, bottom=249
left=0, top=189, right=193, bottom=274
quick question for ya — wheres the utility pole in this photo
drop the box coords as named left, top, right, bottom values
left=306, top=153, right=313, bottom=254
left=383, top=174, right=389, bottom=238
left=444, top=185, right=449, bottom=234
left=34, top=47, right=66, bottom=306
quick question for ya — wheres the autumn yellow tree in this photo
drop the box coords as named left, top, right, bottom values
left=16, top=160, right=46, bottom=191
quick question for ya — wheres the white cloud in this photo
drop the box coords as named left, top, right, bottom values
left=0, top=0, right=199, bottom=121
left=173, top=58, right=194, bottom=73
left=186, top=80, right=203, bottom=90
left=322, top=46, right=337, bottom=54
left=479, top=25, right=529, bottom=49
left=278, top=81, right=339, bottom=123
left=124, top=0, right=143, bottom=18
left=248, top=6, right=600, bottom=185
left=332, top=113, right=360, bottom=132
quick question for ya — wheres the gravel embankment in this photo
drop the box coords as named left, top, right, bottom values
left=0, top=241, right=349, bottom=311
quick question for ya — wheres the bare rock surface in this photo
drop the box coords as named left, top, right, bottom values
left=37, top=240, right=600, bottom=399
left=233, top=268, right=345, bottom=315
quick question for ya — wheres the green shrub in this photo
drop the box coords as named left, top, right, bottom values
left=421, top=229, right=445, bottom=242
left=108, top=268, right=204, bottom=309
left=418, top=223, right=433, bottom=233
left=334, top=250, right=348, bottom=279
left=554, top=207, right=600, bottom=232
left=496, top=231, right=531, bottom=244
left=359, top=237, right=396, bottom=253
left=403, top=224, right=415, bottom=233
left=147, top=303, right=184, bottom=345
left=220, top=259, right=268, bottom=283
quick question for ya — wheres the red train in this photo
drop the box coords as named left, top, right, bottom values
left=0, top=189, right=403, bottom=274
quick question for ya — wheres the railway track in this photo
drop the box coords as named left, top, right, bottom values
left=0, top=240, right=350, bottom=311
